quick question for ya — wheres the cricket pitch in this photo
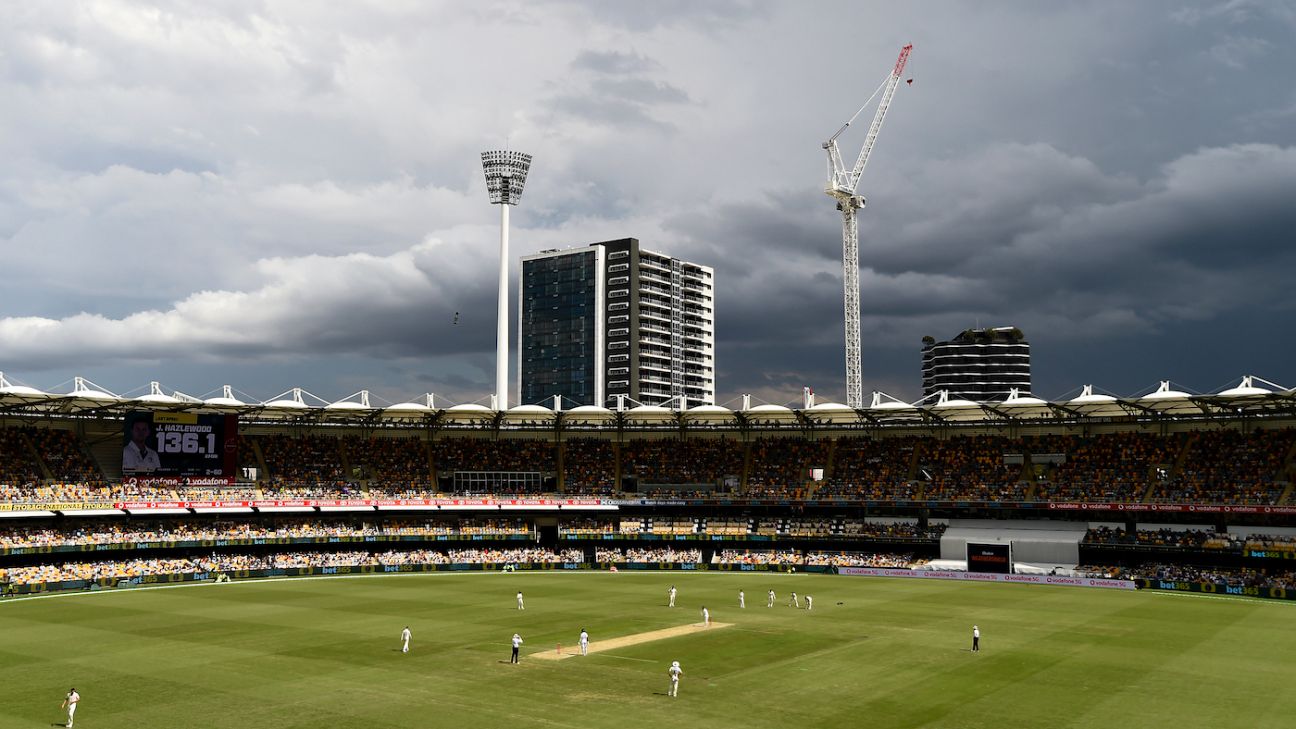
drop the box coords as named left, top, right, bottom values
left=532, top=622, right=733, bottom=661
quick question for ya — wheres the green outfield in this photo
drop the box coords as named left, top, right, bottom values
left=2, top=572, right=1294, bottom=728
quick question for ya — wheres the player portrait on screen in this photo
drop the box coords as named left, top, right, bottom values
left=122, top=417, right=161, bottom=473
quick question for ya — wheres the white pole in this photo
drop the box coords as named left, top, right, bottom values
left=497, top=203, right=510, bottom=411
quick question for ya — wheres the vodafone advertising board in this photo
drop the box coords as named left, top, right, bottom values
left=837, top=567, right=1136, bottom=590
left=1046, top=502, right=1296, bottom=514
left=111, top=498, right=605, bottom=510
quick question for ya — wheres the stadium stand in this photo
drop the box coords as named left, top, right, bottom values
left=4, top=418, right=1296, bottom=596
left=562, top=438, right=617, bottom=494
left=745, top=437, right=830, bottom=497
left=820, top=436, right=919, bottom=500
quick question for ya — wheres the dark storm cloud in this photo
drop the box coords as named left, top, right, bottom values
left=665, top=142, right=1296, bottom=400
left=556, top=0, right=765, bottom=32
left=0, top=241, right=499, bottom=371
left=542, top=94, right=677, bottom=131
left=541, top=51, right=692, bottom=131
left=590, top=77, right=691, bottom=105
left=570, top=50, right=661, bottom=76
left=2, top=2, right=1294, bottom=406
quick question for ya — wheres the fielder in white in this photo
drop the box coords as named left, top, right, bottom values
left=701, top=606, right=710, bottom=627
left=516, top=591, right=525, bottom=610
left=739, top=590, right=745, bottom=608
left=668, top=585, right=676, bottom=607
left=61, top=688, right=79, bottom=728
left=401, top=626, right=411, bottom=653
left=806, top=595, right=813, bottom=611
left=767, top=588, right=775, bottom=608
left=668, top=660, right=684, bottom=697
left=579, top=628, right=590, bottom=656
left=790, top=591, right=800, bottom=608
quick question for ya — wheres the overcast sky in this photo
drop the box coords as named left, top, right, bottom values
left=2, top=0, right=1294, bottom=407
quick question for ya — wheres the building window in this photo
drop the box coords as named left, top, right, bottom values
left=609, top=315, right=630, bottom=324
left=609, top=302, right=629, bottom=311
left=609, top=251, right=629, bottom=260
left=609, top=276, right=629, bottom=285
left=608, top=367, right=630, bottom=375
left=609, top=289, right=628, bottom=298
left=609, top=341, right=629, bottom=349
left=609, top=354, right=629, bottom=362
left=609, top=380, right=629, bottom=388
left=609, top=328, right=629, bottom=336
left=609, top=263, right=630, bottom=273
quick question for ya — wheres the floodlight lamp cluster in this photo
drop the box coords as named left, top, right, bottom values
left=481, top=150, right=533, bottom=205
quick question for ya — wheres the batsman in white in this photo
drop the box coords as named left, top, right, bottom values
left=579, top=628, right=590, bottom=656
left=668, top=661, right=684, bottom=697
left=61, top=687, right=80, bottom=728
left=401, top=626, right=411, bottom=653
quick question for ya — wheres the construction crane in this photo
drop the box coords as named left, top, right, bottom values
left=823, top=43, right=912, bottom=409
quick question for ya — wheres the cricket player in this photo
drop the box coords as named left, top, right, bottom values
left=668, top=585, right=676, bottom=607
left=401, top=626, right=411, bottom=653
left=579, top=628, right=590, bottom=656
left=668, top=660, right=684, bottom=697
left=805, top=595, right=813, bottom=611
left=972, top=625, right=980, bottom=652
left=511, top=633, right=524, bottom=663
left=516, top=591, right=525, bottom=610
left=62, top=688, right=79, bottom=728
left=767, top=588, right=775, bottom=608
left=739, top=590, right=745, bottom=608
left=701, top=606, right=710, bottom=627
left=789, top=591, right=800, bottom=608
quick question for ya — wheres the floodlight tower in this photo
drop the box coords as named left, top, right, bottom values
left=481, top=149, right=533, bottom=411
left=823, top=44, right=911, bottom=409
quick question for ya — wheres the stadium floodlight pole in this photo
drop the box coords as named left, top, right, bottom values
left=481, top=149, right=533, bottom=411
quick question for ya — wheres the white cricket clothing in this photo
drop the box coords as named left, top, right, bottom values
left=702, top=607, right=710, bottom=626
left=668, top=663, right=683, bottom=696
left=579, top=630, right=589, bottom=656
left=516, top=592, right=524, bottom=610
left=806, top=595, right=813, bottom=610
left=401, top=627, right=411, bottom=652
left=767, top=589, right=775, bottom=607
left=512, top=634, right=523, bottom=648
left=973, top=627, right=980, bottom=638
left=668, top=587, right=676, bottom=607
left=739, top=591, right=745, bottom=608
left=122, top=443, right=161, bottom=472
left=65, top=691, right=80, bottom=728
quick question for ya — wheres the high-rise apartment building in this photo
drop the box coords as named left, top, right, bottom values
left=921, top=326, right=1030, bottom=401
left=519, top=238, right=715, bottom=408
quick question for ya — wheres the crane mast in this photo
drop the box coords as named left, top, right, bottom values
left=823, top=43, right=912, bottom=409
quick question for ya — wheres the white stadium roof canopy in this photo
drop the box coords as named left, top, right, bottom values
left=0, top=374, right=1292, bottom=427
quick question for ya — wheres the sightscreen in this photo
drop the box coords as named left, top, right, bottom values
left=122, top=412, right=238, bottom=477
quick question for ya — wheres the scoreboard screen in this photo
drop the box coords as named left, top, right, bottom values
left=122, top=412, right=238, bottom=477
left=966, top=542, right=1013, bottom=574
